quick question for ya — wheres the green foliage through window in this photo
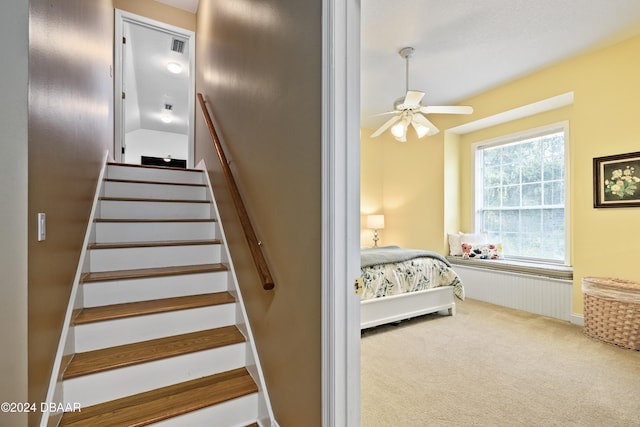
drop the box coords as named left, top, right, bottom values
left=475, top=128, right=567, bottom=263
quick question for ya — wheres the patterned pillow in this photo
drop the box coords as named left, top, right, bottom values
left=461, top=242, right=502, bottom=260
left=449, top=232, right=488, bottom=256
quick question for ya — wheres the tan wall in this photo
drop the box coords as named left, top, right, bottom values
left=361, top=34, right=640, bottom=317
left=113, top=0, right=196, bottom=31
left=195, top=0, right=323, bottom=424
left=27, top=1, right=114, bottom=425
left=0, top=2, right=29, bottom=426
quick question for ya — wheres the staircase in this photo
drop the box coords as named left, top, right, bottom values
left=57, top=162, right=270, bottom=426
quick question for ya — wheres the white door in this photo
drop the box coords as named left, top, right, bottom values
left=114, top=10, right=195, bottom=167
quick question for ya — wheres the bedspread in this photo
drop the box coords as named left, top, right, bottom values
left=360, top=254, right=464, bottom=301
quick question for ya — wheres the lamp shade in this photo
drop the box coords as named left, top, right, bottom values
left=367, top=214, right=385, bottom=229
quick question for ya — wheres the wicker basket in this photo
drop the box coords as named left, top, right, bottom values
left=582, top=277, right=640, bottom=350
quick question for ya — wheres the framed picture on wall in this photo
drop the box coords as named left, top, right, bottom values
left=593, top=151, right=640, bottom=208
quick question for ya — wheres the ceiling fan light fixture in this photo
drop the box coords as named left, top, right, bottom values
left=370, top=46, right=473, bottom=141
left=390, top=122, right=405, bottom=139
left=412, top=121, right=430, bottom=138
left=391, top=115, right=411, bottom=141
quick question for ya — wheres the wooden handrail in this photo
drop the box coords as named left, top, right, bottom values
left=197, top=93, right=275, bottom=290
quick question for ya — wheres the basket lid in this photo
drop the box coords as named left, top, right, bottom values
left=582, top=277, right=640, bottom=301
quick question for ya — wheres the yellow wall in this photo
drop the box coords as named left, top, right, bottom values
left=360, top=131, right=385, bottom=246
left=360, top=127, right=447, bottom=253
left=362, top=34, right=640, bottom=316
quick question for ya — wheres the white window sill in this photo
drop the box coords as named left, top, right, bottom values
left=446, top=256, right=573, bottom=281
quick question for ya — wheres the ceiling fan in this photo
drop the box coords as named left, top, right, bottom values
left=370, top=47, right=473, bottom=142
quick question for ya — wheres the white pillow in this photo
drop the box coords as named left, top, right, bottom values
left=461, top=232, right=489, bottom=245
left=448, top=232, right=463, bottom=256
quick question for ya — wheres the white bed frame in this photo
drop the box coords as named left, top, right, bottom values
left=360, top=286, right=456, bottom=329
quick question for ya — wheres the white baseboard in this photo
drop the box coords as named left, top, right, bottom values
left=570, top=314, right=584, bottom=326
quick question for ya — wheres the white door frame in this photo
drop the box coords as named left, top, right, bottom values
left=114, top=9, right=196, bottom=167
left=322, top=0, right=361, bottom=426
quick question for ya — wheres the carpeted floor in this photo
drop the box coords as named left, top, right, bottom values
left=361, top=298, right=640, bottom=427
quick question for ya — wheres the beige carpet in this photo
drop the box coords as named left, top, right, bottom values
left=361, top=298, right=640, bottom=427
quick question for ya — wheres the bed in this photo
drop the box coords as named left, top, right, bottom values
left=360, top=246, right=464, bottom=329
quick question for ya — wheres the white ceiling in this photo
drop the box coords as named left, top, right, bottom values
left=154, top=0, right=199, bottom=14
left=361, top=0, right=640, bottom=130
left=140, top=1, right=640, bottom=134
left=123, top=19, right=191, bottom=136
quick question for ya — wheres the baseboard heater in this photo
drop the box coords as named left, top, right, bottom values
left=448, top=257, right=573, bottom=322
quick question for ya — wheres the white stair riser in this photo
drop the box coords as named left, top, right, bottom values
left=99, top=200, right=211, bottom=220
left=89, top=245, right=222, bottom=272
left=151, top=394, right=259, bottom=427
left=74, top=304, right=237, bottom=352
left=103, top=181, right=208, bottom=201
left=82, top=272, right=229, bottom=307
left=107, top=166, right=204, bottom=185
left=63, top=343, right=247, bottom=407
left=95, top=221, right=217, bottom=243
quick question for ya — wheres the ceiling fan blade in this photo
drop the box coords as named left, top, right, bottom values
left=412, top=113, right=440, bottom=136
left=370, top=115, right=401, bottom=138
left=420, top=105, right=473, bottom=115
left=372, top=110, right=399, bottom=117
left=403, top=90, right=425, bottom=108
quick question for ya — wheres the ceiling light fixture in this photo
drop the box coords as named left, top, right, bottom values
left=370, top=47, right=473, bottom=141
left=161, top=115, right=173, bottom=123
left=167, top=62, right=182, bottom=74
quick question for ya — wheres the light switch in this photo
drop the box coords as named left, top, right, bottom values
left=37, top=213, right=46, bottom=241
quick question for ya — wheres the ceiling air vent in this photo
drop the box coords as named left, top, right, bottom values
left=170, top=38, right=185, bottom=54
left=164, top=104, right=173, bottom=111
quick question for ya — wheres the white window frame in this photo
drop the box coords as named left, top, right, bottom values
left=472, top=121, right=571, bottom=265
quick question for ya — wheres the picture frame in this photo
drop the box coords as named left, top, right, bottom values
left=593, top=151, right=640, bottom=208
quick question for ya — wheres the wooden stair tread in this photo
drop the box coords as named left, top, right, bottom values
left=64, top=326, right=245, bottom=379
left=74, top=292, right=236, bottom=325
left=80, top=263, right=228, bottom=283
left=87, top=239, right=221, bottom=250
left=100, top=196, right=211, bottom=203
left=105, top=177, right=207, bottom=187
left=59, top=368, right=257, bottom=426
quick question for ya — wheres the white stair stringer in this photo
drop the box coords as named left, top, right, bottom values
left=196, top=159, right=277, bottom=426
left=52, top=163, right=275, bottom=426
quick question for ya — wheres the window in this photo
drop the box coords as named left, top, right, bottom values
left=474, top=124, right=569, bottom=264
